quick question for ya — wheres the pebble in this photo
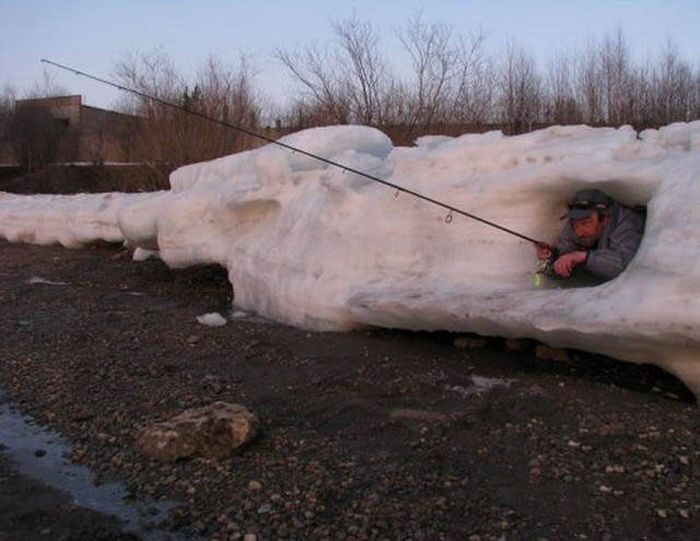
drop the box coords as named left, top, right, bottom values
left=243, top=534, right=257, bottom=541
left=656, top=509, right=668, bottom=519
left=453, top=336, right=488, bottom=349
left=258, top=503, right=272, bottom=514
left=504, top=338, right=529, bottom=352
left=604, top=465, right=625, bottom=474
left=248, top=480, right=263, bottom=491
left=534, top=345, right=569, bottom=361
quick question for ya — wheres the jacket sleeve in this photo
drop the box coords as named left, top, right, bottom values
left=585, top=211, right=644, bottom=280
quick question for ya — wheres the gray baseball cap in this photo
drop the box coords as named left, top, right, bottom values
left=566, top=188, right=611, bottom=219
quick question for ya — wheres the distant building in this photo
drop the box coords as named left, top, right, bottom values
left=0, top=95, right=138, bottom=165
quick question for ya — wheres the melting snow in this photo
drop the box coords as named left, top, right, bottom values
left=446, top=375, right=516, bottom=397
left=27, top=276, right=68, bottom=286
left=196, top=312, right=228, bottom=327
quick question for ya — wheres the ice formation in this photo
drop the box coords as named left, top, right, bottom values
left=1, top=123, right=700, bottom=396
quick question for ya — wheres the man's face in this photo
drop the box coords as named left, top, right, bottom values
left=571, top=212, right=606, bottom=247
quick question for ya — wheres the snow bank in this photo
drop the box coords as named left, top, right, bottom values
left=2, top=123, right=700, bottom=396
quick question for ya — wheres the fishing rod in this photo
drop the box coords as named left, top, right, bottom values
left=41, top=58, right=548, bottom=247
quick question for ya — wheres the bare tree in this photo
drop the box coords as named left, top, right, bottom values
left=496, top=42, right=542, bottom=133
left=452, top=31, right=493, bottom=125
left=652, top=39, right=694, bottom=125
left=574, top=40, right=604, bottom=124
left=599, top=28, right=633, bottom=124
left=275, top=43, right=350, bottom=125
left=333, top=14, right=388, bottom=124
left=545, top=51, right=582, bottom=124
left=398, top=12, right=457, bottom=128
left=0, top=84, right=17, bottom=142
left=276, top=13, right=390, bottom=126
left=9, top=103, right=63, bottom=170
left=113, top=50, right=262, bottom=187
left=25, top=69, right=67, bottom=99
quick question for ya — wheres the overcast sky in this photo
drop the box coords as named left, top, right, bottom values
left=1, top=0, right=698, bottom=110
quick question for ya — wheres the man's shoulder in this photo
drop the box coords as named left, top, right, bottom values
left=613, top=204, right=646, bottom=226
left=607, top=204, right=646, bottom=241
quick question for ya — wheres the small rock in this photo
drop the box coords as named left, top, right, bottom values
left=248, top=480, right=263, bottom=491
left=656, top=509, right=668, bottom=519
left=454, top=336, right=488, bottom=349
left=504, top=338, right=529, bottom=352
left=679, top=509, right=690, bottom=519
left=388, top=408, right=450, bottom=423
left=244, top=534, right=257, bottom=541
left=605, top=465, right=625, bottom=474
left=535, top=345, right=569, bottom=361
left=258, top=503, right=272, bottom=515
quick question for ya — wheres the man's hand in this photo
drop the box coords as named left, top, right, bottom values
left=535, top=243, right=552, bottom=261
left=553, top=251, right=588, bottom=278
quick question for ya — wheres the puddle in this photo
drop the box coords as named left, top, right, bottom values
left=0, top=396, right=193, bottom=541
left=446, top=375, right=516, bottom=398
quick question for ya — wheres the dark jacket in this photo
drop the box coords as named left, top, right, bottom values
left=555, top=204, right=646, bottom=281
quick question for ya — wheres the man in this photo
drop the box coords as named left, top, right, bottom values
left=536, top=188, right=645, bottom=283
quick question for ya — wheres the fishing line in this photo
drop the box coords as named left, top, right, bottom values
left=41, top=58, right=547, bottom=246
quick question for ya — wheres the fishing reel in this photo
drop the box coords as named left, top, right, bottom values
left=533, top=245, right=559, bottom=288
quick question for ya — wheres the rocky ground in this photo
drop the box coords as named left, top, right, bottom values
left=1, top=240, right=699, bottom=540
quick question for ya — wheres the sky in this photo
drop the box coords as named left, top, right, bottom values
left=1, top=0, right=698, bottom=111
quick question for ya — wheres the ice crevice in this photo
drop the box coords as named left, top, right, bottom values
left=2, top=123, right=700, bottom=397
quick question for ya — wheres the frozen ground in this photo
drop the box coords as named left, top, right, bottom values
left=1, top=122, right=699, bottom=395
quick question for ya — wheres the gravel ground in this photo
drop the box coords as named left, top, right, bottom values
left=1, top=240, right=699, bottom=540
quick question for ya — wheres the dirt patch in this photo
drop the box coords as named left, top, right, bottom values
left=1, top=240, right=699, bottom=540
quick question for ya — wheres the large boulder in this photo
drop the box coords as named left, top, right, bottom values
left=135, top=402, right=258, bottom=461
